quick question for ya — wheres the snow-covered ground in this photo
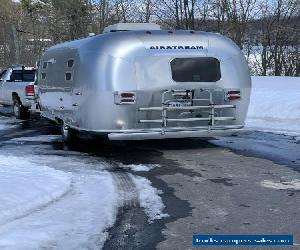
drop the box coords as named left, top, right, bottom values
left=0, top=174, right=119, bottom=250
left=121, top=163, right=160, bottom=172
left=0, top=155, right=71, bottom=225
left=0, top=116, right=16, bottom=130
left=0, top=125, right=167, bottom=249
left=0, top=152, right=120, bottom=249
left=9, top=135, right=62, bottom=143
left=246, top=76, right=300, bottom=137
left=131, top=175, right=169, bottom=223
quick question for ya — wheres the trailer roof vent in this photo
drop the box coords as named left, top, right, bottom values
left=103, top=23, right=161, bottom=33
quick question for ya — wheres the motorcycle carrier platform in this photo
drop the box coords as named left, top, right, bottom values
left=138, top=89, right=237, bottom=135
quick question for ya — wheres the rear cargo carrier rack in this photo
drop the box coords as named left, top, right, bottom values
left=138, top=89, right=236, bottom=134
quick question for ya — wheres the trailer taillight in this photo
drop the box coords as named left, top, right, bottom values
left=225, top=90, right=241, bottom=101
left=114, top=91, right=136, bottom=105
left=25, top=85, right=35, bottom=96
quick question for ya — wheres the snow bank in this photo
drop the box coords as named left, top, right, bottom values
left=131, top=175, right=169, bottom=223
left=121, top=164, right=160, bottom=172
left=0, top=116, right=16, bottom=130
left=0, top=155, right=71, bottom=225
left=0, top=124, right=8, bottom=130
left=9, top=135, right=61, bottom=143
left=246, top=76, right=300, bottom=135
left=261, top=179, right=300, bottom=190
left=0, top=135, right=120, bottom=249
left=0, top=172, right=119, bottom=250
left=129, top=164, right=151, bottom=171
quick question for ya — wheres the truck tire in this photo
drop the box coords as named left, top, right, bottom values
left=61, top=123, right=77, bottom=143
left=13, top=98, right=30, bottom=120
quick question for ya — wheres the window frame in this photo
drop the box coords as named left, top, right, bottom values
left=67, top=59, right=75, bottom=69
left=65, top=71, right=73, bottom=81
left=9, top=69, right=36, bottom=82
left=170, top=57, right=221, bottom=83
left=41, top=72, right=46, bottom=80
left=42, top=62, right=48, bottom=69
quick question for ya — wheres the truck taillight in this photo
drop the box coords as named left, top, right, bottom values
left=114, top=91, right=136, bottom=105
left=25, top=85, right=35, bottom=96
left=225, top=90, right=241, bottom=101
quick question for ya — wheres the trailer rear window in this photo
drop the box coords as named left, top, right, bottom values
left=10, top=70, right=35, bottom=82
left=171, top=58, right=221, bottom=82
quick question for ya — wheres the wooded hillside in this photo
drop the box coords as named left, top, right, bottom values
left=0, top=0, right=299, bottom=76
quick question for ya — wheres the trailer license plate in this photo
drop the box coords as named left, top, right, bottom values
left=168, top=101, right=192, bottom=108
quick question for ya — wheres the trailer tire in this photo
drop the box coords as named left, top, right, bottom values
left=61, top=123, right=77, bottom=143
left=13, top=97, right=30, bottom=120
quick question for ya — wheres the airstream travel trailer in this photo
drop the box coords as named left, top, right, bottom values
left=38, top=23, right=251, bottom=141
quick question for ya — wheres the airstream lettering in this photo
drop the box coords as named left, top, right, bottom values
left=149, top=45, right=204, bottom=50
left=38, top=23, right=251, bottom=141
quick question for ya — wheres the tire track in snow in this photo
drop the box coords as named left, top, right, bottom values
left=0, top=179, right=73, bottom=227
left=110, top=166, right=139, bottom=209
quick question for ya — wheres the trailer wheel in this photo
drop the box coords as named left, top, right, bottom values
left=61, top=123, right=77, bottom=143
left=13, top=97, right=30, bottom=120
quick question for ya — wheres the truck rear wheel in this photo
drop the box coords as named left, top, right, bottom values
left=13, top=98, right=30, bottom=120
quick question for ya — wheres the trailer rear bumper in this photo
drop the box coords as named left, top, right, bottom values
left=107, top=125, right=246, bottom=140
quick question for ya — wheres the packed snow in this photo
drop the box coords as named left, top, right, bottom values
left=128, top=164, right=151, bottom=171
left=261, top=179, right=300, bottom=190
left=131, top=175, right=169, bottom=223
left=0, top=135, right=120, bottom=249
left=0, top=152, right=120, bottom=249
left=0, top=172, right=119, bottom=250
left=0, top=155, right=71, bottom=225
left=0, top=116, right=16, bottom=130
left=246, top=76, right=300, bottom=135
left=9, top=135, right=61, bottom=143
left=121, top=163, right=160, bottom=172
left=0, top=131, right=168, bottom=249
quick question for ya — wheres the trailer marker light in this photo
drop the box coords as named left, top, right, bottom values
left=114, top=91, right=136, bottom=105
left=120, top=92, right=135, bottom=98
left=25, top=84, right=35, bottom=96
left=226, top=90, right=241, bottom=101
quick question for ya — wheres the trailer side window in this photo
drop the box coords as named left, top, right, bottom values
left=171, top=57, right=221, bottom=82
left=65, top=72, right=72, bottom=81
left=67, top=59, right=74, bottom=68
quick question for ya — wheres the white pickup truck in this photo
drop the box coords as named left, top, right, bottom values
left=0, top=66, right=37, bottom=119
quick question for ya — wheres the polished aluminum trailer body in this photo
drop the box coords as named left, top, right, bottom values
left=38, top=24, right=251, bottom=140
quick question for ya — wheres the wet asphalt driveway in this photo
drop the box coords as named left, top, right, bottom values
left=0, top=107, right=299, bottom=250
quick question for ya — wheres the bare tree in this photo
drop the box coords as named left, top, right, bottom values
left=0, top=0, right=298, bottom=75
left=248, top=0, right=299, bottom=76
